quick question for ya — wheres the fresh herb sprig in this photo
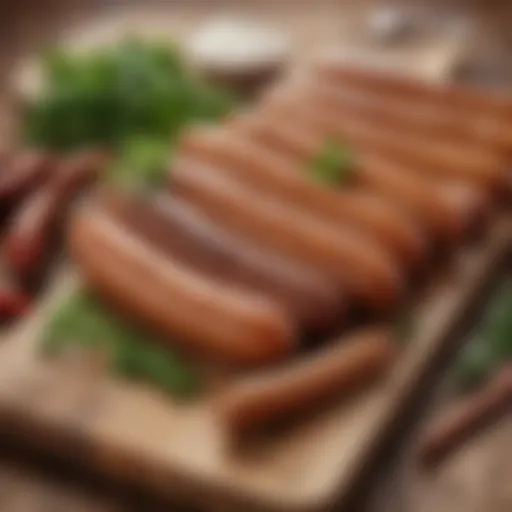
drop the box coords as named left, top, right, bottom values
left=308, top=138, right=354, bottom=185
left=455, top=284, right=512, bottom=391
left=25, top=37, right=235, bottom=151
left=42, top=290, right=200, bottom=398
left=107, top=135, right=170, bottom=190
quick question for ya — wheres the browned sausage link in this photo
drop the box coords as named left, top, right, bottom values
left=0, top=151, right=53, bottom=206
left=306, top=76, right=512, bottom=156
left=100, top=189, right=343, bottom=331
left=262, top=90, right=504, bottom=193
left=254, top=97, right=488, bottom=239
left=314, top=58, right=512, bottom=122
left=360, top=155, right=489, bottom=240
left=214, top=327, right=396, bottom=435
left=180, top=127, right=427, bottom=269
left=169, top=155, right=405, bottom=311
left=3, top=149, right=109, bottom=284
left=417, top=366, right=512, bottom=466
left=69, top=204, right=296, bottom=365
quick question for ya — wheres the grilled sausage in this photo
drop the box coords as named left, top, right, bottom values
left=215, top=327, right=396, bottom=434
left=180, top=127, right=427, bottom=269
left=169, top=155, right=405, bottom=311
left=101, top=189, right=343, bottom=331
left=69, top=204, right=296, bottom=365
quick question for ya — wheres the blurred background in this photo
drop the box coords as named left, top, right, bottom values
left=3, top=0, right=512, bottom=88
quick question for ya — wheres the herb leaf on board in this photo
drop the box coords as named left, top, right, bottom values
left=308, top=138, right=354, bottom=185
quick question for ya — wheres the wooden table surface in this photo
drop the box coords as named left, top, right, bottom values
left=0, top=1, right=510, bottom=511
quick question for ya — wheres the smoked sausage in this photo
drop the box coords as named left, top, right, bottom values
left=180, top=127, right=427, bottom=269
left=101, top=189, right=344, bottom=331
left=69, top=204, right=296, bottom=366
left=169, top=155, right=405, bottom=310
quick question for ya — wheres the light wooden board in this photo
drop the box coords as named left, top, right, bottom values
left=0, top=4, right=503, bottom=512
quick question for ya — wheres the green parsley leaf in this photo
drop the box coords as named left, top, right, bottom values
left=308, top=138, right=354, bottom=185
left=41, top=289, right=200, bottom=398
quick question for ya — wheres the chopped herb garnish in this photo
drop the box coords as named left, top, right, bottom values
left=24, top=37, right=235, bottom=187
left=308, top=138, right=354, bottom=185
left=42, top=290, right=200, bottom=398
left=107, top=136, right=170, bottom=189
left=454, top=283, right=512, bottom=392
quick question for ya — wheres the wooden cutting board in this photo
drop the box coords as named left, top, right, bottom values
left=0, top=219, right=509, bottom=512
left=0, top=4, right=505, bottom=512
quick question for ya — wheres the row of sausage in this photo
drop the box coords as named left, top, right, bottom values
left=68, top=62, right=512, bottom=371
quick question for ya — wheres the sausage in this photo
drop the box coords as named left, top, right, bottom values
left=180, top=127, right=427, bottom=269
left=3, top=149, right=108, bottom=284
left=356, top=155, right=488, bottom=241
left=417, top=366, right=512, bottom=466
left=314, top=59, right=512, bottom=124
left=214, top=327, right=396, bottom=434
left=0, top=151, right=52, bottom=206
left=101, top=189, right=343, bottom=331
left=305, top=76, right=512, bottom=157
left=169, top=155, right=405, bottom=311
left=229, top=111, right=484, bottom=243
left=69, top=204, right=296, bottom=365
left=260, top=91, right=505, bottom=193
